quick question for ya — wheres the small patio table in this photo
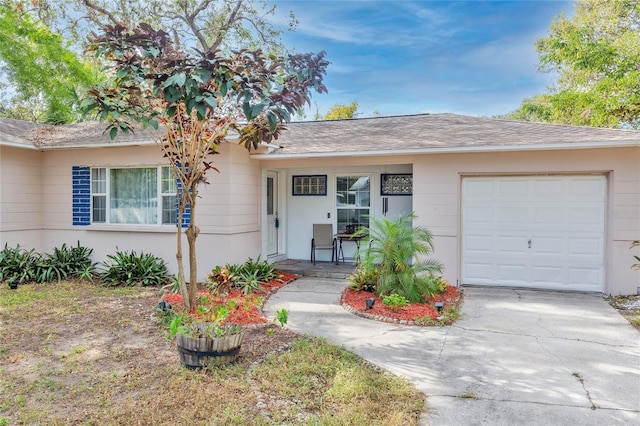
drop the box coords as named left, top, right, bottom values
left=335, top=233, right=364, bottom=264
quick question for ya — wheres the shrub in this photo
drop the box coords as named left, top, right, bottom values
left=237, top=256, right=277, bottom=286
left=355, top=213, right=444, bottom=303
left=0, top=244, right=38, bottom=287
left=382, top=293, right=409, bottom=311
left=100, top=249, right=169, bottom=286
left=348, top=265, right=378, bottom=292
left=207, top=266, right=238, bottom=296
left=208, top=257, right=278, bottom=295
left=35, top=242, right=95, bottom=283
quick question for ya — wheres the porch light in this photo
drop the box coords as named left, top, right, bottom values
left=435, top=302, right=444, bottom=313
left=365, top=298, right=375, bottom=309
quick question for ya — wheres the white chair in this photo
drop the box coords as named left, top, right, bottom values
left=311, top=224, right=336, bottom=265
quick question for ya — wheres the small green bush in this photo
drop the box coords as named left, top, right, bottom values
left=208, top=256, right=278, bottom=295
left=382, top=293, right=409, bottom=311
left=35, top=242, right=95, bottom=283
left=0, top=244, right=38, bottom=287
left=348, top=265, right=378, bottom=292
left=100, top=249, right=169, bottom=286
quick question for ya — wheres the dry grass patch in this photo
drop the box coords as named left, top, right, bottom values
left=252, top=337, right=425, bottom=425
left=606, top=294, right=640, bottom=330
left=1, top=281, right=425, bottom=425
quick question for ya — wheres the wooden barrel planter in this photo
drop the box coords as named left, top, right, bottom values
left=176, top=323, right=245, bottom=369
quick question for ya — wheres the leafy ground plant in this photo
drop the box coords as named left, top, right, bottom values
left=0, top=244, right=38, bottom=287
left=100, top=249, right=170, bottom=286
left=0, top=281, right=425, bottom=425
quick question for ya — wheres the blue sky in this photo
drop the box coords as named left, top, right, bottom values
left=269, top=0, right=573, bottom=119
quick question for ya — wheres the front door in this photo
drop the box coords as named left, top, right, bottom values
left=267, top=172, right=278, bottom=256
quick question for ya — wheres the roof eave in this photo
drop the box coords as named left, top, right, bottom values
left=0, top=141, right=40, bottom=149
left=250, top=140, right=640, bottom=160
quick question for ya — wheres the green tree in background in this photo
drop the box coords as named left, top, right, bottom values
left=504, top=0, right=640, bottom=128
left=0, top=2, right=98, bottom=123
left=315, top=101, right=359, bottom=120
left=0, top=0, right=299, bottom=124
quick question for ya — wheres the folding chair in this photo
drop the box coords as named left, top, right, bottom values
left=311, top=224, right=336, bottom=265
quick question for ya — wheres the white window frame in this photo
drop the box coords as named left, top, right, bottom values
left=90, top=166, right=177, bottom=226
left=335, top=174, right=372, bottom=233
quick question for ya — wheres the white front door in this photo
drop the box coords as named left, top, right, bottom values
left=462, top=175, right=606, bottom=292
left=267, top=172, right=278, bottom=256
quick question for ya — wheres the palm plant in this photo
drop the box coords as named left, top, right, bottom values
left=354, top=212, right=444, bottom=303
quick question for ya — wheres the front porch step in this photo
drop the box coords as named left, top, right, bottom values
left=274, top=260, right=356, bottom=280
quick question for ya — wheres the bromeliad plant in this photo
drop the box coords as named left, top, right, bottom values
left=83, top=23, right=328, bottom=310
left=353, top=212, right=444, bottom=303
left=0, top=242, right=95, bottom=288
left=100, top=249, right=170, bottom=287
left=0, top=244, right=38, bottom=288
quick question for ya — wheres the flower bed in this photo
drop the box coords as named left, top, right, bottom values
left=162, top=272, right=298, bottom=326
left=341, top=285, right=462, bottom=325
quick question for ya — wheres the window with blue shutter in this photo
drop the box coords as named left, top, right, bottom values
left=72, top=166, right=188, bottom=227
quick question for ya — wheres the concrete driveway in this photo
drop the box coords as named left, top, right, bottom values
left=263, top=278, right=640, bottom=425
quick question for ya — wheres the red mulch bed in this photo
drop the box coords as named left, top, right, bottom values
left=341, top=285, right=462, bottom=324
left=161, top=272, right=299, bottom=326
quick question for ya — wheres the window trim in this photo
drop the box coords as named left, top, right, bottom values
left=292, top=174, right=327, bottom=196
left=380, top=173, right=413, bottom=196
left=335, top=173, right=372, bottom=233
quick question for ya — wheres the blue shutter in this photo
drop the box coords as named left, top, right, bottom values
left=176, top=176, right=191, bottom=228
left=72, top=166, right=91, bottom=226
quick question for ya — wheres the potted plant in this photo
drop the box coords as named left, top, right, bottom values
left=169, top=315, right=245, bottom=369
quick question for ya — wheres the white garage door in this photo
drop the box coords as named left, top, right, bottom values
left=462, top=175, right=606, bottom=292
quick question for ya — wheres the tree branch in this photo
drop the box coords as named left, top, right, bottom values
left=81, top=0, right=120, bottom=26
left=209, top=0, right=244, bottom=52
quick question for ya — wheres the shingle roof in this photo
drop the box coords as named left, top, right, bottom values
left=263, top=113, right=640, bottom=157
left=2, top=113, right=639, bottom=154
left=0, top=118, right=45, bottom=148
left=0, top=118, right=156, bottom=148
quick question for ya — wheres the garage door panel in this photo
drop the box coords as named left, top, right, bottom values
left=531, top=236, right=563, bottom=254
left=499, top=179, right=529, bottom=197
left=568, top=268, right=602, bottom=289
left=464, top=234, right=493, bottom=252
left=497, top=264, right=528, bottom=281
left=464, top=262, right=494, bottom=282
left=568, top=177, right=607, bottom=199
left=498, top=206, right=529, bottom=224
left=568, top=237, right=603, bottom=256
left=496, top=235, right=528, bottom=254
left=531, top=265, right=563, bottom=285
left=569, top=206, right=605, bottom=230
left=533, top=179, right=566, bottom=197
left=465, top=179, right=495, bottom=198
left=462, top=175, right=605, bottom=292
left=464, top=206, right=495, bottom=225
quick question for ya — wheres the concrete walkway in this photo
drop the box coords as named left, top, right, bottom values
left=263, top=277, right=640, bottom=425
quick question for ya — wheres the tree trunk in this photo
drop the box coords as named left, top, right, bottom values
left=185, top=183, right=200, bottom=309
left=176, top=192, right=190, bottom=309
